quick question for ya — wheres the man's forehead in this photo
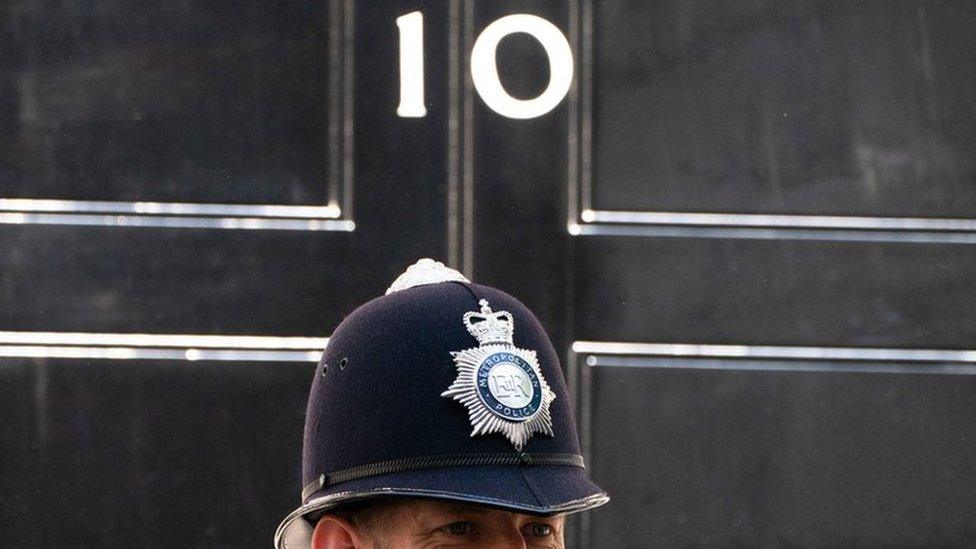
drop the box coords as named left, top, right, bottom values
left=382, top=498, right=564, bottom=519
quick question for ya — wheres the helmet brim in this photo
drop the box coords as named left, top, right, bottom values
left=274, top=464, right=609, bottom=548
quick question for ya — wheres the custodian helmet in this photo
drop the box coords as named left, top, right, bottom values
left=274, top=258, right=609, bottom=547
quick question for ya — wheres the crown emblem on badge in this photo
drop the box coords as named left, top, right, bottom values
left=442, top=299, right=556, bottom=450
left=463, top=299, right=515, bottom=345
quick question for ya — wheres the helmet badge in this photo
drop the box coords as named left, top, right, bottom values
left=441, top=299, right=556, bottom=450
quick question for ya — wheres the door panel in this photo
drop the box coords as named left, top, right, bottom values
left=576, top=238, right=976, bottom=347
left=577, top=362, right=976, bottom=547
left=591, top=0, right=976, bottom=217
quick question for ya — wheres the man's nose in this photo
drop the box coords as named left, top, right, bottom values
left=480, top=528, right=528, bottom=549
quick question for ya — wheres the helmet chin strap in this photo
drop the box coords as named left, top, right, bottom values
left=302, top=453, right=586, bottom=501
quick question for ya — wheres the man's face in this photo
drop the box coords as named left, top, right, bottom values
left=311, top=498, right=566, bottom=548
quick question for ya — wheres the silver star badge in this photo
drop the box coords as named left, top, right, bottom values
left=441, top=299, right=555, bottom=450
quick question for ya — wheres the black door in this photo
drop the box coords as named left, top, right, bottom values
left=3, top=1, right=976, bottom=547
left=1, top=1, right=454, bottom=545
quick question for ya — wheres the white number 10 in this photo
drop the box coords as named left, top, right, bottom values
left=396, top=11, right=574, bottom=120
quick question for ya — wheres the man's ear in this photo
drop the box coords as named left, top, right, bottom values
left=310, top=515, right=365, bottom=549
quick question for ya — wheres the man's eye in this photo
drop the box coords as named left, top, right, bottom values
left=440, top=521, right=477, bottom=536
left=526, top=522, right=553, bottom=537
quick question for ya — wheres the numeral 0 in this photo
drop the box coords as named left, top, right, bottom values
left=396, top=11, right=574, bottom=120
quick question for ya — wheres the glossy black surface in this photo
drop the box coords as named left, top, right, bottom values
left=593, top=0, right=976, bottom=216
left=1, top=0, right=455, bottom=546
left=583, top=365, right=976, bottom=547
left=1, top=358, right=310, bottom=547
left=575, top=237, right=976, bottom=347
left=1, top=1, right=333, bottom=204
left=0, top=0, right=453, bottom=336
left=567, top=1, right=976, bottom=546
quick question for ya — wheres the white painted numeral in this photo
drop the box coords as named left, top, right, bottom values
left=396, top=11, right=574, bottom=120
left=396, top=11, right=427, bottom=118
left=470, top=14, right=574, bottom=120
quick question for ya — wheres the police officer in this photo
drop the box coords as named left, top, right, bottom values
left=275, top=259, right=609, bottom=548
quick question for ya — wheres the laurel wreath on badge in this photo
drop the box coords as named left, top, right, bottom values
left=441, top=299, right=556, bottom=450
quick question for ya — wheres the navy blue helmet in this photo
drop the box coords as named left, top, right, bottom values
left=275, top=259, right=609, bottom=547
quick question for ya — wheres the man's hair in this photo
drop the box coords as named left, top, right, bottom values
left=317, top=498, right=401, bottom=547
